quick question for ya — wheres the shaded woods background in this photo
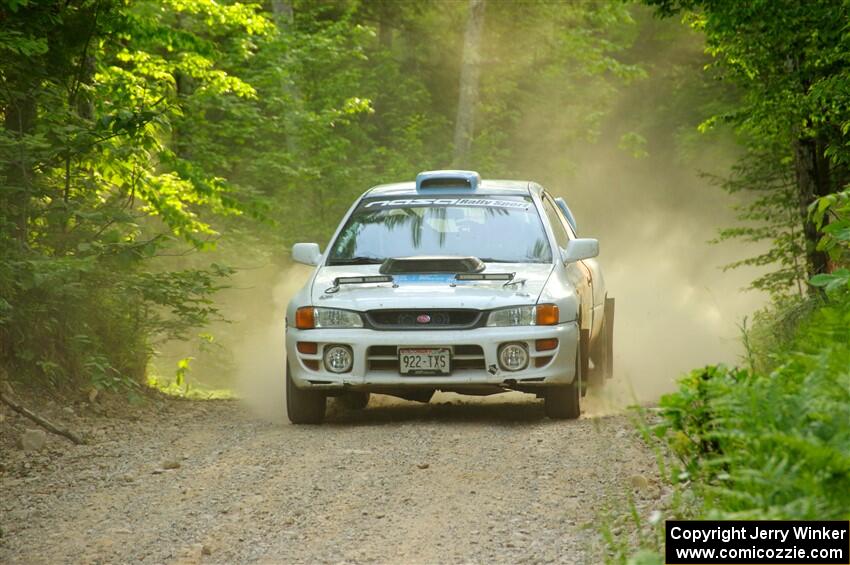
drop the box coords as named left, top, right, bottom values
left=1, top=0, right=847, bottom=403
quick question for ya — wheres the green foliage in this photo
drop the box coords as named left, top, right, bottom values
left=647, top=0, right=850, bottom=160
left=2, top=0, right=645, bottom=392
left=0, top=246, right=232, bottom=389
left=810, top=189, right=850, bottom=290
left=470, top=1, right=645, bottom=176
left=0, top=0, right=259, bottom=390
left=711, top=141, right=808, bottom=297
left=655, top=292, right=850, bottom=519
left=645, top=0, right=850, bottom=295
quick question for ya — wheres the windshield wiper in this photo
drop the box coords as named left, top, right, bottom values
left=327, top=256, right=384, bottom=265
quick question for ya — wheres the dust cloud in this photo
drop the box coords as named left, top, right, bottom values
left=178, top=138, right=764, bottom=419
left=224, top=154, right=764, bottom=419
left=229, top=264, right=312, bottom=420
left=551, top=142, right=766, bottom=407
left=518, top=14, right=769, bottom=407
left=181, top=159, right=764, bottom=419
left=161, top=15, right=767, bottom=418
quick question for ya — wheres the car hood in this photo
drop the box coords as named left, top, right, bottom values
left=310, top=263, right=554, bottom=311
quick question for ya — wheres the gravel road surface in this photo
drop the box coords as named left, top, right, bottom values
left=1, top=393, right=663, bottom=564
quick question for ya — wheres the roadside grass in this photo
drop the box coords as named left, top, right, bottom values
left=146, top=374, right=236, bottom=400
left=146, top=356, right=236, bottom=400
left=600, top=407, right=702, bottom=564
left=610, top=290, right=850, bottom=563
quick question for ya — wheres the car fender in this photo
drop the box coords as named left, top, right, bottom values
left=581, top=257, right=606, bottom=341
left=537, top=266, right=581, bottom=325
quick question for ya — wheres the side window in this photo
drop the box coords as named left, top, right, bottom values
left=541, top=195, right=570, bottom=252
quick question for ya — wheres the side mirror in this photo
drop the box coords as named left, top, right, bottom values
left=561, top=238, right=599, bottom=263
left=292, top=242, right=322, bottom=266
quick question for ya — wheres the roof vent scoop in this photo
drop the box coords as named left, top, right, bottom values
left=380, top=256, right=485, bottom=275
left=416, top=170, right=480, bottom=191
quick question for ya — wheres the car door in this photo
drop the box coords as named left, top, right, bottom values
left=539, top=192, right=593, bottom=332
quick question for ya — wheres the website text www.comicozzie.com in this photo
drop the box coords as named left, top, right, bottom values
left=672, top=546, right=844, bottom=562
left=665, top=521, right=850, bottom=564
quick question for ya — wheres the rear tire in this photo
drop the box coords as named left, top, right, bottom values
left=337, top=391, right=370, bottom=410
left=544, top=347, right=581, bottom=420
left=286, top=364, right=326, bottom=424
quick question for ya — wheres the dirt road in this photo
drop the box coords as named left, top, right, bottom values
left=1, top=393, right=663, bottom=564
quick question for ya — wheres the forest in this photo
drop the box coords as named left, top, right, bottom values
left=1, top=0, right=849, bottom=562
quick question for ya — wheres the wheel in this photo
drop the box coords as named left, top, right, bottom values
left=286, top=363, right=326, bottom=424
left=544, top=346, right=581, bottom=420
left=337, top=391, right=370, bottom=410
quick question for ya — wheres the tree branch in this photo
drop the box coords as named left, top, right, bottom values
left=1, top=383, right=86, bottom=445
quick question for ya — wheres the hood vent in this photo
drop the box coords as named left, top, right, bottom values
left=415, top=170, right=480, bottom=191
left=379, top=256, right=485, bottom=275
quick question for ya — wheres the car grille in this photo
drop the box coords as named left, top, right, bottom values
left=364, top=309, right=483, bottom=330
left=366, top=345, right=486, bottom=372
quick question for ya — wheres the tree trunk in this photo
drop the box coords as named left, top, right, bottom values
left=271, top=0, right=302, bottom=157
left=171, top=14, right=194, bottom=162
left=378, top=1, right=393, bottom=50
left=793, top=135, right=832, bottom=281
left=2, top=84, right=37, bottom=246
left=270, top=0, right=293, bottom=23
left=452, top=0, right=486, bottom=167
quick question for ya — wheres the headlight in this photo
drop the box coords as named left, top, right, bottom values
left=486, top=304, right=559, bottom=327
left=487, top=305, right=534, bottom=326
left=295, top=307, right=363, bottom=329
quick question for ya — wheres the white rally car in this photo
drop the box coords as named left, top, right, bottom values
left=285, top=170, right=614, bottom=424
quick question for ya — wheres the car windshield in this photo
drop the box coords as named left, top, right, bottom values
left=327, top=195, right=553, bottom=265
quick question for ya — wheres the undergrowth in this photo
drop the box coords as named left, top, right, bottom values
left=611, top=290, right=850, bottom=563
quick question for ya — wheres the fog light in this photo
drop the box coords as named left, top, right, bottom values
left=498, top=343, right=529, bottom=372
left=323, top=345, right=353, bottom=373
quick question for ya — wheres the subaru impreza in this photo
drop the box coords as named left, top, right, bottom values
left=285, top=170, right=614, bottom=424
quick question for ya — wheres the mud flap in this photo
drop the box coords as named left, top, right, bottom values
left=604, top=297, right=615, bottom=379
left=580, top=328, right=590, bottom=397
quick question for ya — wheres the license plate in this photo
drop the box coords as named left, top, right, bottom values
left=398, top=348, right=451, bottom=375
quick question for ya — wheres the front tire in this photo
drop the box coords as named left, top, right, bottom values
left=544, top=347, right=581, bottom=420
left=286, top=363, right=326, bottom=424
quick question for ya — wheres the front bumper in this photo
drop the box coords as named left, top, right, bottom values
left=285, top=322, right=579, bottom=391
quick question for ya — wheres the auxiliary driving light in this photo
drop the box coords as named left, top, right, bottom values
left=323, top=345, right=353, bottom=373
left=498, top=343, right=529, bottom=372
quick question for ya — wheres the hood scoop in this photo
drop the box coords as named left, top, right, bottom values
left=379, top=256, right=485, bottom=275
